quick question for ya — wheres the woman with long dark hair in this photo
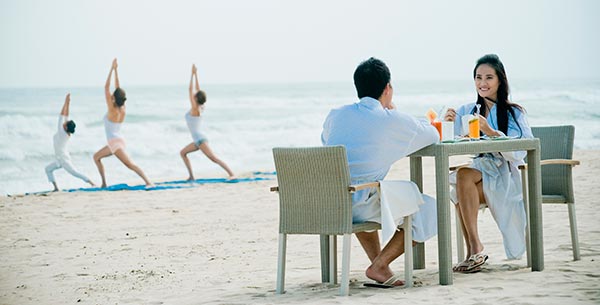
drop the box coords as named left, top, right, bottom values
left=93, top=58, right=154, bottom=188
left=444, top=54, right=533, bottom=273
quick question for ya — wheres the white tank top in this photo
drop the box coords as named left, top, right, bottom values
left=104, top=114, right=123, bottom=140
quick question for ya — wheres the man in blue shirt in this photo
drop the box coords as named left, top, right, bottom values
left=321, top=57, right=438, bottom=287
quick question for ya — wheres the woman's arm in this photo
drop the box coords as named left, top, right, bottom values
left=60, top=93, right=71, bottom=116
left=189, top=64, right=197, bottom=110
left=194, top=66, right=200, bottom=92
left=105, top=59, right=116, bottom=107
left=113, top=59, right=121, bottom=89
left=502, top=108, right=533, bottom=162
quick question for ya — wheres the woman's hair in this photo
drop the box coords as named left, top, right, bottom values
left=195, top=90, right=207, bottom=105
left=353, top=57, right=391, bottom=99
left=66, top=120, right=76, bottom=134
left=472, top=54, right=523, bottom=136
left=113, top=88, right=127, bottom=107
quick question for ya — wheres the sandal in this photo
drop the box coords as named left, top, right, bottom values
left=455, top=253, right=488, bottom=273
left=364, top=273, right=405, bottom=288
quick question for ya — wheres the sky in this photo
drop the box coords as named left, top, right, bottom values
left=1, top=0, right=599, bottom=87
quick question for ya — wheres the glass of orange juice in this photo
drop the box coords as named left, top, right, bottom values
left=432, top=121, right=442, bottom=140
left=468, top=116, right=480, bottom=139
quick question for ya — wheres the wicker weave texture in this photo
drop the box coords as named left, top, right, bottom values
left=273, top=146, right=354, bottom=235
left=532, top=125, right=575, bottom=203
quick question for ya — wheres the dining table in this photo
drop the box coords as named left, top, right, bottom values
left=408, top=137, right=544, bottom=285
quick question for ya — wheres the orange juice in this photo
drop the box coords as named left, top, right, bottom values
left=468, top=117, right=480, bottom=139
left=432, top=121, right=442, bottom=140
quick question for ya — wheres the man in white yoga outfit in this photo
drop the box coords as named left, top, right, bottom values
left=45, top=93, right=95, bottom=191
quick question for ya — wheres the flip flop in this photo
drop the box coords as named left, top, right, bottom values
left=363, top=273, right=405, bottom=288
left=453, top=260, right=471, bottom=272
left=455, top=252, right=488, bottom=273
left=463, top=265, right=483, bottom=274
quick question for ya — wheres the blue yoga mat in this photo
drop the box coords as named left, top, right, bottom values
left=24, top=174, right=275, bottom=195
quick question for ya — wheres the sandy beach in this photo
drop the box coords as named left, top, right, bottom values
left=1, top=150, right=599, bottom=305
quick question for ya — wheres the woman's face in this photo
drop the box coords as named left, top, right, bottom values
left=474, top=64, right=500, bottom=101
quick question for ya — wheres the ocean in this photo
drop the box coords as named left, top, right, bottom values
left=1, top=79, right=599, bottom=195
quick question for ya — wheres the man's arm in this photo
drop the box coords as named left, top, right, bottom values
left=60, top=93, right=71, bottom=116
left=401, top=115, right=439, bottom=155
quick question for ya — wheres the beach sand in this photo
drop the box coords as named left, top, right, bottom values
left=1, top=150, right=599, bottom=305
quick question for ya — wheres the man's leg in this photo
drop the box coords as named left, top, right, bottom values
left=45, top=161, right=61, bottom=191
left=365, top=229, right=409, bottom=286
left=355, top=231, right=381, bottom=263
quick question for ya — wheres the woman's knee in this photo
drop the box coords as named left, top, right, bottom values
left=456, top=169, right=478, bottom=184
left=93, top=153, right=102, bottom=163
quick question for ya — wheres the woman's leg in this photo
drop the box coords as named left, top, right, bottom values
left=113, top=149, right=154, bottom=187
left=455, top=206, right=471, bottom=260
left=455, top=168, right=487, bottom=258
left=93, top=146, right=112, bottom=188
left=180, top=143, right=199, bottom=180
left=198, top=142, right=235, bottom=178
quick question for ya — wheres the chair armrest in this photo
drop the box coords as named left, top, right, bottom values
left=449, top=163, right=470, bottom=171
left=518, top=159, right=581, bottom=170
left=270, top=186, right=279, bottom=192
left=348, top=181, right=380, bottom=193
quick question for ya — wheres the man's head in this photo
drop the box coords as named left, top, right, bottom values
left=65, top=120, right=76, bottom=134
left=353, top=57, right=391, bottom=100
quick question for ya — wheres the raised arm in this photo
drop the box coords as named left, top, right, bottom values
left=188, top=64, right=200, bottom=112
left=194, top=67, right=200, bottom=92
left=113, top=59, right=121, bottom=89
left=60, top=93, right=71, bottom=116
left=105, top=59, right=116, bottom=106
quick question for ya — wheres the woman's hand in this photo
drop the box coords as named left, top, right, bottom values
left=192, top=64, right=197, bottom=74
left=477, top=114, right=500, bottom=136
left=112, top=58, right=118, bottom=69
left=444, top=108, right=456, bottom=121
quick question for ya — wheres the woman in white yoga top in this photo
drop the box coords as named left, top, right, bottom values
left=92, top=58, right=154, bottom=188
left=180, top=64, right=235, bottom=181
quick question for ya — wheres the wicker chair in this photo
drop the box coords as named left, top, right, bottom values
left=271, top=146, right=413, bottom=296
left=455, top=125, right=581, bottom=264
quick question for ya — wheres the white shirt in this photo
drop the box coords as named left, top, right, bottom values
left=321, top=97, right=439, bottom=223
left=53, top=115, right=70, bottom=160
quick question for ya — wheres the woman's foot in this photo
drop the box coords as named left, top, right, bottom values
left=454, top=252, right=489, bottom=273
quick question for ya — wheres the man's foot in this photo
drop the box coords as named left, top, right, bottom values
left=146, top=183, right=156, bottom=188
left=101, top=183, right=107, bottom=188
left=186, top=176, right=195, bottom=182
left=365, top=265, right=404, bottom=287
left=52, top=188, right=59, bottom=192
left=227, top=175, right=237, bottom=180
left=364, top=273, right=405, bottom=288
left=88, top=181, right=97, bottom=187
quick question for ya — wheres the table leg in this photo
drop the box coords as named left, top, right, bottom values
left=527, top=148, right=544, bottom=271
left=410, top=156, right=426, bottom=270
left=435, top=155, right=452, bottom=285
